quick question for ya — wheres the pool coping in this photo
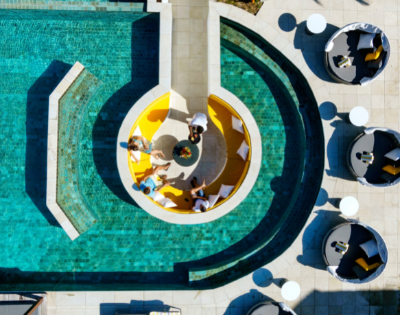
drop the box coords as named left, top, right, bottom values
left=46, top=61, right=85, bottom=241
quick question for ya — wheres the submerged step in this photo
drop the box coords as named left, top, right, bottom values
left=47, top=62, right=103, bottom=240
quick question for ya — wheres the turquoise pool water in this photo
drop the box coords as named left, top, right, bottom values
left=0, top=10, right=323, bottom=290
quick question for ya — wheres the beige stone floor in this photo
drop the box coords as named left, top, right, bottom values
left=171, top=0, right=209, bottom=112
left=151, top=91, right=227, bottom=190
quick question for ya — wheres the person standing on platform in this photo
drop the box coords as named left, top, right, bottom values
left=188, top=113, right=208, bottom=145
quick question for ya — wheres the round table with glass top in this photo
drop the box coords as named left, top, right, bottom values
left=172, top=140, right=200, bottom=167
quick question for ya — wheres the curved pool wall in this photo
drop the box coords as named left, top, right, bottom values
left=57, top=69, right=103, bottom=234
left=0, top=9, right=323, bottom=290
left=186, top=19, right=325, bottom=288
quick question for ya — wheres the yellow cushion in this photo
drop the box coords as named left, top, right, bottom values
left=356, top=258, right=369, bottom=271
left=208, top=95, right=251, bottom=161
left=382, top=165, right=400, bottom=175
left=356, top=258, right=381, bottom=271
left=127, top=93, right=251, bottom=214
left=365, top=45, right=383, bottom=62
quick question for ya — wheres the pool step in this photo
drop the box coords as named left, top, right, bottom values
left=47, top=62, right=103, bottom=240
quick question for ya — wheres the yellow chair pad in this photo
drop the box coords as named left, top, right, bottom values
left=382, top=164, right=400, bottom=175
left=128, top=93, right=251, bottom=214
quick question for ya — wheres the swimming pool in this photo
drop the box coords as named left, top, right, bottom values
left=0, top=10, right=323, bottom=290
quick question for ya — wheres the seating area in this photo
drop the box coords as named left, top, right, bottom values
left=128, top=93, right=251, bottom=213
left=324, top=22, right=390, bottom=86
left=246, top=301, right=296, bottom=315
left=323, top=221, right=388, bottom=283
left=347, top=128, right=400, bottom=187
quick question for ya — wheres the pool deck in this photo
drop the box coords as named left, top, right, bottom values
left=5, top=0, right=400, bottom=314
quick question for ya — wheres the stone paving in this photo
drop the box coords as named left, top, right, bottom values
left=5, top=0, right=400, bottom=314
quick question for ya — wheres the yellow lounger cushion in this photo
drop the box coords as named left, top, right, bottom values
left=382, top=165, right=400, bottom=175
left=208, top=95, right=251, bottom=161
left=365, top=45, right=383, bottom=62
left=128, top=93, right=251, bottom=213
left=355, top=258, right=381, bottom=271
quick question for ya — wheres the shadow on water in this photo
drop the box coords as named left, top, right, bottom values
left=91, top=14, right=159, bottom=206
left=25, top=60, right=72, bottom=228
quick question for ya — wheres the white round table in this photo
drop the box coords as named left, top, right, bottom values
left=307, top=14, right=327, bottom=34
left=339, top=196, right=359, bottom=216
left=281, top=281, right=301, bottom=301
left=349, top=106, right=369, bottom=126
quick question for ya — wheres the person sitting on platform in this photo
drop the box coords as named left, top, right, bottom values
left=140, top=163, right=171, bottom=197
left=188, top=113, right=208, bottom=145
left=190, top=177, right=209, bottom=213
left=128, top=135, right=165, bottom=164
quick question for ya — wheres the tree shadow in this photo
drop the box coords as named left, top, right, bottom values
left=25, top=60, right=72, bottom=228
left=91, top=14, right=159, bottom=206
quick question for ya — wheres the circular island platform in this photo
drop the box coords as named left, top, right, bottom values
left=117, top=90, right=262, bottom=225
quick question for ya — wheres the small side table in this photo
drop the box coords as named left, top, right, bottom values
left=172, top=140, right=200, bottom=167
left=349, top=106, right=369, bottom=126
left=281, top=281, right=301, bottom=301
left=339, top=196, right=359, bottom=217
left=306, top=14, right=327, bottom=34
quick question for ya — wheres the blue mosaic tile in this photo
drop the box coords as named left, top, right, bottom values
left=57, top=69, right=102, bottom=234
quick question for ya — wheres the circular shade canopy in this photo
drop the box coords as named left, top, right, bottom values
left=281, top=281, right=301, bottom=301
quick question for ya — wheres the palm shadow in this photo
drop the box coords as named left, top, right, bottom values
left=91, top=14, right=159, bottom=206
left=25, top=60, right=72, bottom=228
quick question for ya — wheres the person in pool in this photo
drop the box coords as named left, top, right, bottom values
left=190, top=177, right=209, bottom=213
left=188, top=113, right=208, bottom=145
left=140, top=163, right=171, bottom=197
left=128, top=135, right=165, bottom=164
